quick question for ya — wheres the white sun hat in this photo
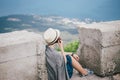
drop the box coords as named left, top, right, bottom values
left=43, top=28, right=60, bottom=44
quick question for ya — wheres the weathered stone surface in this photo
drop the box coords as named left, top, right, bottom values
left=37, top=37, right=48, bottom=80
left=0, top=30, right=48, bottom=80
left=101, top=45, right=120, bottom=76
left=0, top=30, right=41, bottom=47
left=0, top=41, right=37, bottom=63
left=77, top=20, right=120, bottom=76
left=77, top=20, right=120, bottom=47
left=0, top=56, right=37, bottom=80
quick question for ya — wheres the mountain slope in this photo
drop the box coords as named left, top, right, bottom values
left=0, top=15, right=78, bottom=33
left=0, top=14, right=80, bottom=42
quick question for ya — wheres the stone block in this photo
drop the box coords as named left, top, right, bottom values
left=0, top=56, right=37, bottom=80
left=0, top=30, right=47, bottom=80
left=77, top=21, right=120, bottom=76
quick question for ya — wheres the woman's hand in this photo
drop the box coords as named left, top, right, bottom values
left=57, top=39, right=63, bottom=49
left=72, top=54, right=80, bottom=61
left=57, top=37, right=64, bottom=50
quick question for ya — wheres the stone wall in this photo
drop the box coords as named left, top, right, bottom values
left=77, top=20, right=120, bottom=76
left=0, top=30, right=47, bottom=80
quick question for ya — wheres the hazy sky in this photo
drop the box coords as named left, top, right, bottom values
left=0, top=0, right=120, bottom=21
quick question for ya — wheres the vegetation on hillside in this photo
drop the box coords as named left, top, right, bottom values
left=57, top=40, right=79, bottom=52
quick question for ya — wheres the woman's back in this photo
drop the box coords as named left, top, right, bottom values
left=45, top=45, right=69, bottom=80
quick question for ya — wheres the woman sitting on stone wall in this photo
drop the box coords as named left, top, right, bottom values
left=43, top=28, right=93, bottom=80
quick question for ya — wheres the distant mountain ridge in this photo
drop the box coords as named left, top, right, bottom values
left=0, top=14, right=79, bottom=34
left=0, top=14, right=81, bottom=42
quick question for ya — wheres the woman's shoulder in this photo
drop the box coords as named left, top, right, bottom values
left=46, top=46, right=61, bottom=55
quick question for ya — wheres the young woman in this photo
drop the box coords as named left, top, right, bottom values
left=43, top=28, right=93, bottom=80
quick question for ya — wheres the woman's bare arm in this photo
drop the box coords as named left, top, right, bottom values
left=57, top=40, right=67, bottom=63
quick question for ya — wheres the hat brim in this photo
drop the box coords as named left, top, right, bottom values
left=50, top=29, right=60, bottom=44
